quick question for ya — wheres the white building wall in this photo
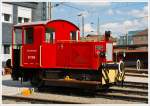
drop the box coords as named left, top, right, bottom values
left=2, top=45, right=12, bottom=65
left=18, top=6, right=32, bottom=22
left=2, top=3, right=13, bottom=23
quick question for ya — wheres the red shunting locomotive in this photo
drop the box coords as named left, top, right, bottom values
left=10, top=20, right=125, bottom=89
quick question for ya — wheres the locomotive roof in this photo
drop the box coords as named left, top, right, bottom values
left=14, top=19, right=79, bottom=30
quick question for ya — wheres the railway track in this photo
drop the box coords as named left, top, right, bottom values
left=2, top=83, right=148, bottom=104
left=97, top=86, right=148, bottom=103
left=125, top=73, right=148, bottom=78
left=2, top=68, right=148, bottom=104
left=125, top=68, right=148, bottom=78
left=116, top=81, right=148, bottom=89
left=125, top=68, right=148, bottom=74
left=96, top=67, right=147, bottom=103
left=2, top=95, right=82, bottom=104
left=37, top=81, right=148, bottom=103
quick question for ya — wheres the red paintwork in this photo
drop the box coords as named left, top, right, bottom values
left=12, top=20, right=113, bottom=70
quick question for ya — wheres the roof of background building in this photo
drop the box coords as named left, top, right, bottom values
left=82, top=34, right=117, bottom=42
left=128, top=29, right=148, bottom=37
left=133, top=29, right=148, bottom=37
left=114, top=49, right=148, bottom=53
left=128, top=30, right=143, bottom=36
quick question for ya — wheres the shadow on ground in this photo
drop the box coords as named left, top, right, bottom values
left=2, top=79, right=31, bottom=88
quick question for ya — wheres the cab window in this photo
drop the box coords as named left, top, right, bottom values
left=45, top=28, right=55, bottom=43
left=24, top=27, right=34, bottom=44
left=70, top=31, right=77, bottom=40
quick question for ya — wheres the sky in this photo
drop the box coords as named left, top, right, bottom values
left=51, top=2, right=148, bottom=37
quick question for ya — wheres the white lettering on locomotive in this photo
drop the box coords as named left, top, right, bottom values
left=27, top=49, right=37, bottom=52
left=27, top=56, right=36, bottom=59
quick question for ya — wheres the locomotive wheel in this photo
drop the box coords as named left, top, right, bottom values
left=6, top=59, right=11, bottom=68
left=116, top=61, right=125, bottom=82
left=30, top=73, right=44, bottom=87
left=136, top=59, right=143, bottom=71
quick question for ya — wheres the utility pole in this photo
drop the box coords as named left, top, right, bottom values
left=124, top=26, right=128, bottom=50
left=126, top=33, right=128, bottom=50
left=78, top=13, right=84, bottom=37
left=97, top=17, right=100, bottom=35
left=82, top=15, right=84, bottom=37
left=47, top=2, right=49, bottom=20
left=47, top=2, right=52, bottom=20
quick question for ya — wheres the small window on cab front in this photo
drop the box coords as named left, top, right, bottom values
left=24, top=27, right=34, bottom=44
left=45, top=28, right=55, bottom=43
left=70, top=31, right=78, bottom=40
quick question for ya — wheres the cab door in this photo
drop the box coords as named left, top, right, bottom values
left=22, top=26, right=44, bottom=68
left=41, top=28, right=56, bottom=68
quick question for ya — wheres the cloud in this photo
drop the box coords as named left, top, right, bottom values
left=72, top=2, right=111, bottom=7
left=84, top=23, right=95, bottom=33
left=107, top=9, right=114, bottom=15
left=106, top=5, right=148, bottom=17
left=100, top=18, right=148, bottom=37
left=143, top=5, right=148, bottom=16
left=123, top=20, right=133, bottom=28
left=59, top=8, right=65, bottom=12
left=99, top=5, right=148, bottom=37
left=107, top=9, right=125, bottom=16
left=116, top=10, right=122, bottom=15
left=127, top=5, right=148, bottom=17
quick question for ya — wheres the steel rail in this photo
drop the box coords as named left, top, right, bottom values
left=2, top=95, right=82, bottom=104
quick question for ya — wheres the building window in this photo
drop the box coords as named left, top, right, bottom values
left=4, top=45, right=10, bottom=54
left=24, top=18, right=29, bottom=22
left=18, top=6, right=31, bottom=23
left=24, top=27, right=34, bottom=44
left=4, top=14, right=11, bottom=22
left=45, top=28, right=55, bottom=43
left=18, top=17, right=23, bottom=23
left=18, top=17, right=29, bottom=23
left=2, top=3, right=13, bottom=23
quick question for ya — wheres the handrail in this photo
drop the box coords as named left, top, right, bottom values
left=40, top=45, right=42, bottom=67
left=20, top=46, right=22, bottom=66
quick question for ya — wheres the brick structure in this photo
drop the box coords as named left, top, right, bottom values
left=81, top=34, right=117, bottom=45
left=133, top=29, right=148, bottom=45
left=132, top=29, right=148, bottom=50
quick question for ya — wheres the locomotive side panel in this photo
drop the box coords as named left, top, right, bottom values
left=56, top=43, right=69, bottom=68
left=68, top=42, right=95, bottom=69
left=56, top=42, right=94, bottom=69
left=55, top=42, right=104, bottom=70
left=41, top=44, right=56, bottom=68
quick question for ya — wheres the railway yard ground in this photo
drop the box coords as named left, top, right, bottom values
left=2, top=68, right=149, bottom=104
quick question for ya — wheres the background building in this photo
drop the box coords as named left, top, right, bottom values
left=132, top=29, right=148, bottom=45
left=132, top=29, right=148, bottom=50
left=2, top=2, right=47, bottom=67
left=117, top=29, right=148, bottom=46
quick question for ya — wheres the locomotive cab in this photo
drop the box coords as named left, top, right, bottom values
left=11, top=20, right=125, bottom=89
